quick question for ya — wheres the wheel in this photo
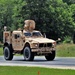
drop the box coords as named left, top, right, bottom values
left=23, top=47, right=34, bottom=61
left=45, top=51, right=55, bottom=61
left=3, top=46, right=13, bottom=60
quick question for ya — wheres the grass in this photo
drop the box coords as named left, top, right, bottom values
left=0, top=47, right=3, bottom=55
left=0, top=66, right=75, bottom=75
left=56, top=43, right=75, bottom=57
left=0, top=43, right=75, bottom=57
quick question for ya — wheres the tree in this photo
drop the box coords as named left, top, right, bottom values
left=20, top=0, right=50, bottom=32
left=0, top=0, right=75, bottom=42
left=0, top=0, right=14, bottom=42
left=48, top=0, right=75, bottom=39
left=11, top=0, right=26, bottom=30
left=63, top=0, right=75, bottom=5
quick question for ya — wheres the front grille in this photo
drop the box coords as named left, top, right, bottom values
left=39, top=43, right=52, bottom=47
left=39, top=43, right=43, bottom=47
left=47, top=43, right=52, bottom=47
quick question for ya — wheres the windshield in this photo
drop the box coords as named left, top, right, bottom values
left=24, top=31, right=42, bottom=37
left=32, top=32, right=42, bottom=37
left=24, top=32, right=31, bottom=37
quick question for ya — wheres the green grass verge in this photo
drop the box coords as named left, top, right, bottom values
left=0, top=47, right=3, bottom=55
left=0, top=66, right=75, bottom=75
left=56, top=44, right=75, bottom=57
left=0, top=43, right=75, bottom=57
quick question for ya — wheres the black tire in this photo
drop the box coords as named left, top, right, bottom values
left=3, top=46, right=13, bottom=60
left=45, top=51, right=55, bottom=61
left=23, top=47, right=34, bottom=61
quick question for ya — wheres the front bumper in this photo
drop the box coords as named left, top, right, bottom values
left=31, top=47, right=56, bottom=54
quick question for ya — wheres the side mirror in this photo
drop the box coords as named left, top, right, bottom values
left=56, top=38, right=61, bottom=44
left=43, top=33, right=46, bottom=38
left=58, top=38, right=61, bottom=41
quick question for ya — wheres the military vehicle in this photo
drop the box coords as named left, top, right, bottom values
left=3, top=20, right=56, bottom=61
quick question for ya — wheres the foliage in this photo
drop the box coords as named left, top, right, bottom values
left=0, top=0, right=14, bottom=41
left=48, top=0, right=75, bottom=40
left=63, top=0, right=75, bottom=5
left=63, top=36, right=72, bottom=43
left=0, top=0, right=75, bottom=42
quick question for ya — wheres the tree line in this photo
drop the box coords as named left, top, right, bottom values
left=0, top=0, right=75, bottom=42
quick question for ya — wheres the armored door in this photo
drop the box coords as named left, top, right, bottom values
left=12, top=32, right=23, bottom=50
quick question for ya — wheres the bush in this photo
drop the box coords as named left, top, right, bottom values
left=0, top=42, right=3, bottom=47
left=63, top=36, right=72, bottom=43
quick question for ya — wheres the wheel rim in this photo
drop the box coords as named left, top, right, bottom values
left=5, top=49, right=9, bottom=57
left=4, top=47, right=10, bottom=59
left=25, top=49, right=30, bottom=58
left=24, top=47, right=31, bottom=60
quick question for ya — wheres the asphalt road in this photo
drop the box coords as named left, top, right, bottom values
left=0, top=56, right=75, bottom=70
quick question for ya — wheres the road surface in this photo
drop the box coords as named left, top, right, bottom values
left=0, top=56, right=75, bottom=70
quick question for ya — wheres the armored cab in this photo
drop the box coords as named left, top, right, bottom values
left=3, top=20, right=56, bottom=61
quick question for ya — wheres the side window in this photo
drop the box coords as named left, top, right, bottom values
left=14, top=34, right=20, bottom=39
left=14, top=34, right=17, bottom=39
left=17, top=34, right=20, bottom=38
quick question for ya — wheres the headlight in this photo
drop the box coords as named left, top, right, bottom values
left=35, top=44, right=38, bottom=47
left=35, top=43, right=38, bottom=47
left=33, top=43, right=39, bottom=47
left=52, top=42, right=56, bottom=47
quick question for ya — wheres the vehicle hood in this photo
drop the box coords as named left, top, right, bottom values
left=29, top=37, right=55, bottom=43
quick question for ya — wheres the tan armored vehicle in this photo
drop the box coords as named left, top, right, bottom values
left=3, top=20, right=56, bottom=61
